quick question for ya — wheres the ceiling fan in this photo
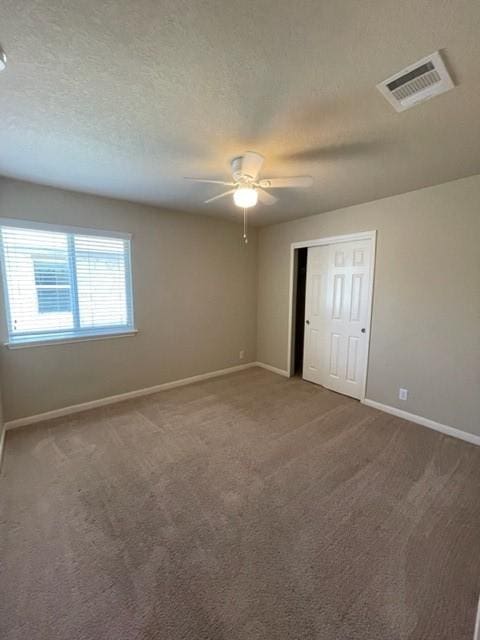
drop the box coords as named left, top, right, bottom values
left=185, top=151, right=313, bottom=209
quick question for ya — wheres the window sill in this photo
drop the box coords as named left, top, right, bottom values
left=4, top=329, right=138, bottom=349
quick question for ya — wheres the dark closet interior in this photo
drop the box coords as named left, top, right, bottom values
left=293, top=247, right=308, bottom=375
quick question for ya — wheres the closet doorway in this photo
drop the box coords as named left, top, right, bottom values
left=288, top=232, right=376, bottom=400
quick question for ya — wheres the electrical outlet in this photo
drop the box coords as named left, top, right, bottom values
left=399, top=388, right=408, bottom=401
left=239, top=350, right=245, bottom=360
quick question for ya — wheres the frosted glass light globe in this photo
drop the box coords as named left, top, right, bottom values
left=234, top=187, right=258, bottom=208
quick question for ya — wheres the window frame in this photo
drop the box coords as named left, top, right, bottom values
left=0, top=217, right=137, bottom=348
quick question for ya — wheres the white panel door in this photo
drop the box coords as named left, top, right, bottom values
left=302, top=240, right=372, bottom=399
left=302, top=245, right=329, bottom=384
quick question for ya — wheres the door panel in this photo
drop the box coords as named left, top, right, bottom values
left=302, top=239, right=372, bottom=399
left=350, top=274, right=362, bottom=321
left=303, top=246, right=329, bottom=383
left=307, top=328, right=321, bottom=372
left=311, top=274, right=322, bottom=316
left=329, top=333, right=341, bottom=378
left=346, top=336, right=359, bottom=382
left=332, top=274, right=344, bottom=319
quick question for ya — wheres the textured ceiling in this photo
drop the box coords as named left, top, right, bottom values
left=1, top=1, right=480, bottom=225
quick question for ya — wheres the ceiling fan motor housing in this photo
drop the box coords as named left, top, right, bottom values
left=231, top=155, right=256, bottom=183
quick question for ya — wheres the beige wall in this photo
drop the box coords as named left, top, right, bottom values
left=0, top=356, right=4, bottom=460
left=257, top=174, right=480, bottom=437
left=0, top=178, right=258, bottom=421
left=2, top=174, right=479, bottom=438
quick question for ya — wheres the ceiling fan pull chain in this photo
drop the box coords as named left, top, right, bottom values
left=243, top=207, right=248, bottom=244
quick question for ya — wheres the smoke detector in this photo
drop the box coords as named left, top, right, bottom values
left=377, top=51, right=454, bottom=112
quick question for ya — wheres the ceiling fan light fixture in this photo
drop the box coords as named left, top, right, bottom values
left=234, top=186, right=257, bottom=208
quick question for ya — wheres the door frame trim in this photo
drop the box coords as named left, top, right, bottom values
left=287, top=230, right=377, bottom=401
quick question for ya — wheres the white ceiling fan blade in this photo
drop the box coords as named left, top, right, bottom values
left=257, top=188, right=278, bottom=206
left=238, top=151, right=264, bottom=180
left=204, top=189, right=236, bottom=204
left=258, top=176, right=313, bottom=189
left=185, top=177, right=235, bottom=186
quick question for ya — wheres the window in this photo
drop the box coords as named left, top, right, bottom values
left=0, top=220, right=135, bottom=346
left=33, top=258, right=72, bottom=313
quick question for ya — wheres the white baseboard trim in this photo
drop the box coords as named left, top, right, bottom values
left=474, top=596, right=480, bottom=640
left=255, top=362, right=290, bottom=377
left=5, top=362, right=258, bottom=431
left=362, top=398, right=480, bottom=447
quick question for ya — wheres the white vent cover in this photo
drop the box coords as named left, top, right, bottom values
left=377, top=51, right=454, bottom=112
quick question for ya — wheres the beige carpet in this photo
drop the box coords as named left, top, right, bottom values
left=1, top=367, right=479, bottom=640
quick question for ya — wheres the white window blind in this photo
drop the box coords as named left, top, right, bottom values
left=0, top=220, right=135, bottom=345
